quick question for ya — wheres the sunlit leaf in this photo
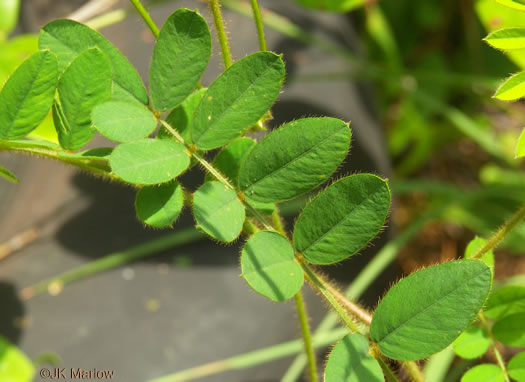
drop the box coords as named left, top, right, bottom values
left=453, top=326, right=490, bottom=359
left=464, top=237, right=494, bottom=272
left=0, top=336, right=34, bottom=382
left=496, top=0, right=525, bottom=11
left=508, top=352, right=525, bottom=381
left=485, top=28, right=525, bottom=50
left=494, top=71, right=525, bottom=101
left=516, top=129, right=525, bottom=158
left=461, top=364, right=505, bottom=382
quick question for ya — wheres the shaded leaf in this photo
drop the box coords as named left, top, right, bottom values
left=92, top=101, right=157, bottom=143
left=508, top=352, right=525, bottom=381
left=494, top=71, right=525, bottom=101
left=109, top=138, right=189, bottom=185
left=135, top=181, right=184, bottom=228
left=191, top=52, right=285, bottom=150
left=0, top=336, right=34, bottom=382
left=461, top=364, right=505, bottom=382
left=453, top=326, right=490, bottom=359
left=517, top=129, right=525, bottom=158
left=324, top=333, right=383, bottom=382
left=485, top=285, right=525, bottom=319
left=54, top=48, right=112, bottom=150
left=485, top=28, right=525, bottom=50
left=0, top=165, right=19, bottom=183
left=193, top=181, right=245, bottom=242
left=370, top=260, right=492, bottom=361
left=492, top=312, right=525, bottom=347
left=150, top=9, right=210, bottom=112
left=239, top=118, right=351, bottom=203
left=293, top=174, right=390, bottom=265
left=0, top=50, right=58, bottom=139
left=241, top=231, right=303, bottom=302
left=39, top=19, right=147, bottom=104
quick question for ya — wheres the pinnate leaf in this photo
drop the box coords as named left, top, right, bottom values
left=485, top=28, right=525, bottom=50
left=461, top=364, right=505, bottom=382
left=492, top=312, right=525, bottom=346
left=324, top=333, right=383, bottom=382
left=494, top=71, right=525, bottom=101
left=150, top=9, right=210, bottom=112
left=241, top=231, right=303, bottom=302
left=193, top=181, right=245, bottom=242
left=135, top=181, right=184, bottom=228
left=191, top=52, right=285, bottom=150
left=0, top=165, right=19, bottom=183
left=54, top=48, right=112, bottom=150
left=0, top=336, right=34, bottom=382
left=39, top=19, right=147, bottom=104
left=239, top=118, right=351, bottom=203
left=110, top=138, right=189, bottom=185
left=293, top=174, right=390, bottom=265
left=516, top=129, right=525, bottom=158
left=453, top=326, right=490, bottom=359
left=485, top=285, right=525, bottom=319
left=508, top=352, right=525, bottom=381
left=0, top=50, right=58, bottom=139
left=92, top=101, right=157, bottom=143
left=370, top=260, right=492, bottom=361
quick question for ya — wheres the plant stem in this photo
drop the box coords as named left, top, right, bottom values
left=129, top=0, right=159, bottom=38
left=250, top=0, right=266, bottom=51
left=209, top=0, right=233, bottom=69
left=294, top=292, right=318, bottom=382
left=471, top=202, right=525, bottom=261
left=478, top=313, right=511, bottom=382
left=371, top=346, right=401, bottom=382
left=402, top=361, right=426, bottom=382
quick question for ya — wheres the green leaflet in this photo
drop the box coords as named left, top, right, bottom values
left=158, top=89, right=206, bottom=143
left=109, top=138, right=190, bottom=185
left=39, top=19, right=148, bottom=105
left=149, top=9, right=211, bottom=112
left=464, top=237, right=494, bottom=271
left=135, top=181, right=184, bottom=228
left=0, top=50, right=58, bottom=140
left=324, top=333, right=383, bottom=382
left=293, top=174, right=390, bottom=265
left=239, top=118, right=351, bottom=203
left=492, top=312, right=525, bottom=346
left=461, top=364, right=505, bottom=382
left=485, top=285, right=525, bottom=319
left=53, top=48, right=112, bottom=150
left=0, top=164, right=19, bottom=183
left=0, top=336, right=34, bottom=382
left=92, top=101, right=157, bottom=143
left=191, top=52, right=285, bottom=150
left=508, top=352, right=525, bottom=381
left=370, top=260, right=492, bottom=361
left=452, top=326, right=490, bottom=359
left=516, top=129, right=525, bottom=158
left=241, top=231, right=303, bottom=302
left=494, top=71, right=525, bottom=101
left=294, top=0, right=366, bottom=12
left=496, top=0, right=525, bottom=11
left=485, top=28, right=525, bottom=50
left=192, top=181, right=245, bottom=242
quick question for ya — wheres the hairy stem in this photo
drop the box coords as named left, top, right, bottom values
left=209, top=0, right=233, bottom=69
left=294, top=292, right=318, bottom=382
left=129, top=0, right=159, bottom=38
left=402, top=361, right=426, bottom=382
left=250, top=0, right=266, bottom=51
left=478, top=313, right=511, bottom=382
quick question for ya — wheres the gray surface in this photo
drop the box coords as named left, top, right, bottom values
left=0, top=1, right=396, bottom=381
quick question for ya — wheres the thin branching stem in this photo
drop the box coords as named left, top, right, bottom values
left=129, top=0, right=159, bottom=38
left=478, top=313, right=511, bottom=382
left=250, top=0, right=266, bottom=51
left=294, top=292, right=318, bottom=382
left=209, top=0, right=233, bottom=68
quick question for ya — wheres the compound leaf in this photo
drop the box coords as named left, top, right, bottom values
left=370, top=260, right=492, bottom=361
left=239, top=118, right=351, bottom=203
left=492, top=313, right=525, bottom=347
left=0, top=336, right=34, bottom=382
left=39, top=19, right=147, bottom=104
left=110, top=138, right=189, bottom=185
left=461, top=364, right=505, bottom=382
left=485, top=285, right=525, bottom=319
left=494, top=71, right=525, bottom=101
left=150, top=9, right=210, bottom=112
left=0, top=165, right=19, bottom=183
left=92, top=101, right=157, bottom=143
left=496, top=0, right=525, bottom=11
left=135, top=181, right=184, bottom=228
left=0, top=50, right=58, bottom=139
left=485, top=28, right=525, bottom=50
left=293, top=174, right=390, bottom=265
left=192, top=181, right=245, bottom=242
left=324, top=333, right=384, bottom=382
left=453, top=326, right=490, bottom=359
left=508, top=352, right=525, bottom=381
left=517, top=129, right=525, bottom=158
left=241, top=231, right=303, bottom=302
left=54, top=48, right=112, bottom=150
left=191, top=52, right=285, bottom=150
